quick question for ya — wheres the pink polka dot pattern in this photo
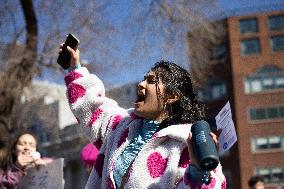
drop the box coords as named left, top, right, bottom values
left=80, top=143, right=99, bottom=167
left=89, top=109, right=103, bottom=127
left=178, top=148, right=191, bottom=168
left=107, top=177, right=115, bottom=189
left=94, top=154, right=105, bottom=177
left=221, top=179, right=226, bottom=189
left=200, top=177, right=216, bottom=189
left=64, top=71, right=82, bottom=86
left=112, top=115, right=122, bottom=130
left=117, top=128, right=129, bottom=147
left=147, top=152, right=168, bottom=178
left=67, top=83, right=86, bottom=104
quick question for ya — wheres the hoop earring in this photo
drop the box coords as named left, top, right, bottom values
left=169, top=103, right=173, bottom=116
left=163, top=102, right=168, bottom=118
left=163, top=102, right=167, bottom=112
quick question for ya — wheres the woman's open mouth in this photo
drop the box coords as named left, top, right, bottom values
left=135, top=91, right=145, bottom=104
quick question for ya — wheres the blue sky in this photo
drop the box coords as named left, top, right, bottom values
left=218, top=0, right=284, bottom=15
left=92, top=0, right=284, bottom=88
left=33, top=0, right=284, bottom=88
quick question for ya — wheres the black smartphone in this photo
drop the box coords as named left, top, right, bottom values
left=57, top=34, right=80, bottom=70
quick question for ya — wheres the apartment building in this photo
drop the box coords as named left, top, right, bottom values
left=188, top=10, right=284, bottom=189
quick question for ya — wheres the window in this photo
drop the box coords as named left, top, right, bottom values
left=255, top=108, right=265, bottom=120
left=212, top=43, right=227, bottom=60
left=258, top=168, right=270, bottom=183
left=245, top=65, right=284, bottom=93
left=31, top=121, right=43, bottom=133
left=252, top=136, right=284, bottom=151
left=197, top=79, right=227, bottom=101
left=250, top=80, right=261, bottom=92
left=241, top=39, right=260, bottom=55
left=212, top=84, right=226, bottom=99
left=39, top=132, right=51, bottom=144
left=256, top=167, right=284, bottom=183
left=276, top=77, right=284, bottom=87
left=254, top=137, right=269, bottom=150
left=280, top=107, right=284, bottom=117
left=250, top=106, right=284, bottom=121
left=262, top=78, right=274, bottom=90
left=269, top=137, right=281, bottom=148
left=240, top=18, right=258, bottom=34
left=271, top=35, right=284, bottom=51
left=271, top=168, right=283, bottom=182
left=267, top=107, right=278, bottom=118
left=269, top=15, right=284, bottom=31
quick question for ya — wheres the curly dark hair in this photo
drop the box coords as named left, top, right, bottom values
left=150, top=60, right=205, bottom=130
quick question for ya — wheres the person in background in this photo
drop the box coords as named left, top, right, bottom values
left=60, top=44, right=226, bottom=188
left=0, top=135, right=9, bottom=174
left=0, top=132, right=46, bottom=189
left=248, top=176, right=265, bottom=189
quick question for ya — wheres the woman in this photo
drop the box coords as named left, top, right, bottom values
left=62, top=44, right=226, bottom=188
left=0, top=132, right=46, bottom=189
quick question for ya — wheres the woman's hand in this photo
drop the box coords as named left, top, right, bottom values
left=210, top=132, right=219, bottom=151
left=15, top=153, right=34, bottom=170
left=16, top=153, right=46, bottom=170
left=34, top=158, right=46, bottom=166
left=187, top=132, right=219, bottom=168
left=59, top=43, right=80, bottom=67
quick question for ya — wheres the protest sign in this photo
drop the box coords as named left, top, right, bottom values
left=19, top=158, right=64, bottom=189
left=215, top=101, right=237, bottom=155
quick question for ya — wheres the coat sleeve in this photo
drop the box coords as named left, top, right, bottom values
left=0, top=166, right=26, bottom=188
left=64, top=66, right=129, bottom=143
left=176, top=163, right=227, bottom=189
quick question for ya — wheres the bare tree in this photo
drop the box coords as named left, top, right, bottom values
left=0, top=0, right=225, bottom=139
left=0, top=0, right=114, bottom=138
left=188, top=20, right=227, bottom=87
left=0, top=0, right=37, bottom=138
left=123, top=0, right=225, bottom=86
